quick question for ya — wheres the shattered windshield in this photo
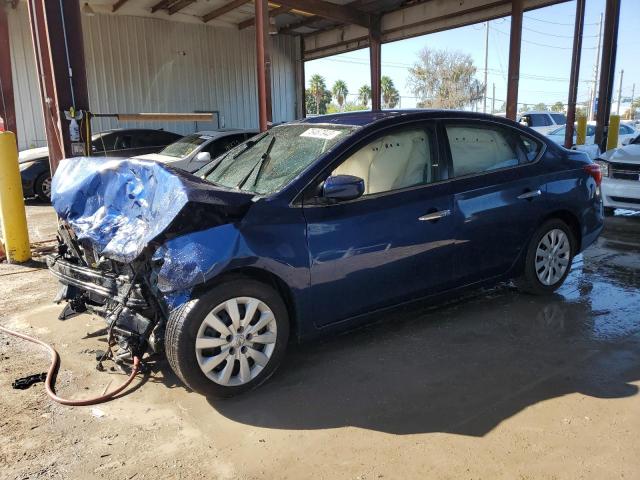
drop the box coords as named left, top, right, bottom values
left=158, top=134, right=212, bottom=158
left=203, top=124, right=356, bottom=195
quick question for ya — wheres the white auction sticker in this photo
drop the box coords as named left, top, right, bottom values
left=300, top=128, right=342, bottom=140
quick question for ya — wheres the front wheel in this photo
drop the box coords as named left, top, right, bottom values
left=34, top=173, right=52, bottom=202
left=165, top=278, right=289, bottom=398
left=516, top=219, right=575, bottom=295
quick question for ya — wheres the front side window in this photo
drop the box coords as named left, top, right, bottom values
left=331, top=126, right=438, bottom=195
left=445, top=123, right=520, bottom=176
left=204, top=124, right=356, bottom=195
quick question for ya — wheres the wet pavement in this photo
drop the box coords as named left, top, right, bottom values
left=1, top=206, right=639, bottom=479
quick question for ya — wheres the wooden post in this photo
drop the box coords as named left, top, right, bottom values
left=27, top=0, right=90, bottom=173
left=0, top=5, right=17, bottom=137
left=369, top=15, right=381, bottom=111
left=506, top=0, right=523, bottom=121
left=565, top=0, right=585, bottom=148
left=255, top=0, right=272, bottom=131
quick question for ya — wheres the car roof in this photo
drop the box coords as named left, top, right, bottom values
left=95, top=128, right=179, bottom=134
left=298, top=109, right=527, bottom=128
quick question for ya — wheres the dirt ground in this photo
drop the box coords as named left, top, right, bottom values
left=1, top=203, right=639, bottom=480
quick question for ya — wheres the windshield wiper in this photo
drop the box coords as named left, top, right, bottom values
left=236, top=136, right=276, bottom=190
left=233, top=132, right=268, bottom=159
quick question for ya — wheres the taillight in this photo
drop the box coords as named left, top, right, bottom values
left=584, top=163, right=602, bottom=186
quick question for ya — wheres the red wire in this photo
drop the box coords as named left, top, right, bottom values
left=0, top=325, right=140, bottom=406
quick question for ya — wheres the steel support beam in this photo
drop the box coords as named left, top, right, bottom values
left=255, top=0, right=273, bottom=131
left=0, top=5, right=17, bottom=136
left=564, top=0, right=585, bottom=148
left=295, top=36, right=306, bottom=118
left=594, top=0, right=621, bottom=150
left=27, top=0, right=90, bottom=174
left=274, top=0, right=370, bottom=28
left=203, top=0, right=251, bottom=23
left=239, top=5, right=291, bottom=30
left=506, top=0, right=523, bottom=120
left=369, top=16, right=381, bottom=111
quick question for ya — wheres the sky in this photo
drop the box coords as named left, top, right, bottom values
left=305, top=0, right=640, bottom=111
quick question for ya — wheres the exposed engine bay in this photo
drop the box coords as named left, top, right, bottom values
left=47, top=156, right=255, bottom=365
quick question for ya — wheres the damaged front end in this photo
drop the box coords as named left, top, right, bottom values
left=47, top=157, right=254, bottom=362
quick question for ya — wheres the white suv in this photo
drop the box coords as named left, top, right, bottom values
left=596, top=134, right=640, bottom=214
left=517, top=111, right=567, bottom=134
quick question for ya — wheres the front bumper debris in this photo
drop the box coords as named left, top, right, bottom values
left=46, top=255, right=149, bottom=309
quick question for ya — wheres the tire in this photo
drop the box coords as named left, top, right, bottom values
left=516, top=219, right=576, bottom=295
left=165, top=278, right=290, bottom=398
left=34, top=172, right=52, bottom=202
left=604, top=207, right=615, bottom=216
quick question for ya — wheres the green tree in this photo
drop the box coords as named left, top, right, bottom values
left=309, top=74, right=327, bottom=115
left=358, top=85, right=371, bottom=107
left=331, top=80, right=349, bottom=111
left=305, top=88, right=331, bottom=115
left=408, top=47, right=485, bottom=109
left=532, top=102, right=548, bottom=111
left=551, top=101, right=565, bottom=113
left=381, top=76, right=400, bottom=108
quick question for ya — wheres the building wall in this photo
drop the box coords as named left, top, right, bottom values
left=7, top=5, right=299, bottom=150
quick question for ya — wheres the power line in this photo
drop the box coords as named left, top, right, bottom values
left=523, top=14, right=600, bottom=27
left=491, top=26, right=597, bottom=50
left=522, top=25, right=599, bottom=39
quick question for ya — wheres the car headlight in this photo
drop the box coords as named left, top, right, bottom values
left=595, top=160, right=609, bottom=177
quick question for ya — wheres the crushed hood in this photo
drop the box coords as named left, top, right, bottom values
left=51, top=157, right=255, bottom=263
left=600, top=144, right=640, bottom=164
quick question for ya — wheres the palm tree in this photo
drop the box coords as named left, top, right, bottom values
left=309, top=74, right=327, bottom=115
left=358, top=85, right=371, bottom=107
left=332, top=80, right=349, bottom=111
left=381, top=76, right=400, bottom=108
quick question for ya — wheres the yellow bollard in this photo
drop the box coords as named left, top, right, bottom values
left=0, top=131, right=31, bottom=263
left=576, top=115, right=587, bottom=145
left=607, top=114, right=620, bottom=151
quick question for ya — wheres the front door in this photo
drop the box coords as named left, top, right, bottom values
left=303, top=122, right=456, bottom=327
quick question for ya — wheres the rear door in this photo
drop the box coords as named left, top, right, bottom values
left=441, top=120, right=548, bottom=284
left=303, top=121, right=456, bottom=327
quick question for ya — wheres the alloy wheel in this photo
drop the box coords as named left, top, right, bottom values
left=535, top=228, right=570, bottom=286
left=195, top=297, right=277, bottom=386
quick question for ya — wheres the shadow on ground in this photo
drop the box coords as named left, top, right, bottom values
left=204, top=219, right=640, bottom=436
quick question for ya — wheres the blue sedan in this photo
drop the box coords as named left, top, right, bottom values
left=48, top=110, right=604, bottom=398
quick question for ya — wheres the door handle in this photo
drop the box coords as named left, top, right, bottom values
left=419, top=209, right=451, bottom=222
left=517, top=189, right=542, bottom=200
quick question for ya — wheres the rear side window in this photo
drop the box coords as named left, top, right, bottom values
left=524, top=114, right=551, bottom=127
left=445, top=124, right=520, bottom=176
left=520, top=135, right=543, bottom=163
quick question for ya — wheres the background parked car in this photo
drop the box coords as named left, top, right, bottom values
left=546, top=122, right=638, bottom=148
left=517, top=111, right=567, bottom=134
left=596, top=133, right=640, bottom=214
left=19, top=128, right=182, bottom=202
left=135, top=129, right=258, bottom=173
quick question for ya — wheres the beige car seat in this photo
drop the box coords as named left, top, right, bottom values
left=334, top=129, right=430, bottom=195
left=446, top=127, right=517, bottom=176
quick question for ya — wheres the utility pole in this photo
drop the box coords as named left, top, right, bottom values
left=631, top=83, right=636, bottom=119
left=616, top=69, right=624, bottom=115
left=590, top=13, right=603, bottom=121
left=492, top=83, right=496, bottom=114
left=483, top=21, right=489, bottom=113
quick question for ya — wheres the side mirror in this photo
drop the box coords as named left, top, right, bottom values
left=323, top=174, right=365, bottom=202
left=621, top=137, right=631, bottom=146
left=194, top=151, right=211, bottom=163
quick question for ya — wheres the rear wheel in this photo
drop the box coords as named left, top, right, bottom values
left=165, top=278, right=289, bottom=398
left=34, top=173, right=52, bottom=202
left=516, top=219, right=575, bottom=295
